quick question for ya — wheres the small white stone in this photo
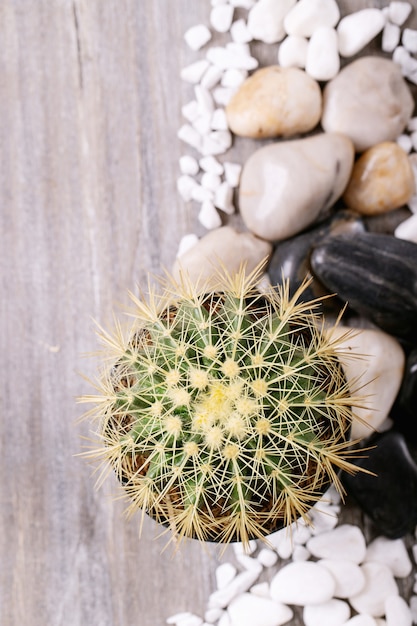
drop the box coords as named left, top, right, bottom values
left=292, top=545, right=311, bottom=561
left=349, top=562, right=399, bottom=617
left=201, top=65, right=224, bottom=90
left=410, top=595, right=417, bottom=623
left=206, top=46, right=259, bottom=71
left=344, top=617, right=378, bottom=626
left=396, top=133, right=413, bottom=153
left=395, top=212, right=417, bottom=242
left=227, top=592, right=294, bottom=626
left=270, top=561, right=336, bottom=606
left=192, top=113, right=212, bottom=136
left=292, top=520, right=312, bottom=545
left=216, top=563, right=237, bottom=590
left=226, top=41, right=252, bottom=57
left=308, top=502, right=339, bottom=535
left=303, top=598, right=350, bottom=626
left=230, top=18, right=253, bottom=44
left=388, top=1, right=412, bottom=26
left=278, top=34, right=308, bottom=68
left=256, top=548, right=278, bottom=568
left=224, top=161, right=242, bottom=187
left=365, top=536, right=413, bottom=578
left=307, top=524, right=367, bottom=564
left=177, top=174, right=199, bottom=201
left=201, top=130, right=232, bottom=156
left=247, top=0, right=297, bottom=44
left=318, top=559, right=366, bottom=598
left=166, top=612, right=195, bottom=624
left=210, top=4, right=234, bottom=33
left=249, top=582, right=270, bottom=598
left=230, top=0, right=256, bottom=7
left=176, top=233, right=199, bottom=258
left=284, top=0, right=340, bottom=38
left=337, top=9, right=386, bottom=58
left=305, top=26, right=340, bottom=81
left=407, top=116, right=417, bottom=131
left=178, top=124, right=202, bottom=151
left=408, top=195, right=417, bottom=214
left=214, top=181, right=235, bottom=213
left=233, top=539, right=257, bottom=556
left=199, top=155, right=224, bottom=175
left=191, top=184, right=214, bottom=202
left=211, top=108, right=229, bottom=131
left=204, top=607, right=223, bottom=624
left=221, top=68, right=248, bottom=88
left=267, top=527, right=294, bottom=558
left=218, top=613, right=231, bottom=626
left=385, top=595, right=413, bottom=626
left=181, top=60, right=211, bottom=84
left=212, top=87, right=236, bottom=106
left=403, top=27, right=417, bottom=53
left=208, top=570, right=262, bottom=609
left=382, top=21, right=401, bottom=52
left=179, top=155, right=199, bottom=176
left=195, top=85, right=215, bottom=116
left=201, top=172, right=222, bottom=191
left=235, top=554, right=263, bottom=575
left=182, top=100, right=200, bottom=123
left=184, top=24, right=212, bottom=51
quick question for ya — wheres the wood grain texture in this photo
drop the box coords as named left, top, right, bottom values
left=1, top=1, right=416, bottom=625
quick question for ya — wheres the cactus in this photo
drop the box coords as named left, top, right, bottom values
left=81, top=262, right=365, bottom=548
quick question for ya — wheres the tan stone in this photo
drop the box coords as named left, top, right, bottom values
left=225, top=65, right=322, bottom=139
left=343, top=141, right=415, bottom=215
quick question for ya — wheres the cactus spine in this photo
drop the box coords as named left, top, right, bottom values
left=81, top=263, right=363, bottom=548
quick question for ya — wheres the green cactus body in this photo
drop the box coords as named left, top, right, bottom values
left=82, top=264, right=364, bottom=548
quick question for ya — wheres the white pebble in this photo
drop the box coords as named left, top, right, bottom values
left=226, top=41, right=252, bottom=57
left=318, top=559, right=366, bottom=598
left=204, top=607, right=223, bottom=624
left=344, top=617, right=378, bottom=626
left=201, top=172, right=222, bottom=191
left=181, top=60, right=211, bottom=84
left=199, top=155, right=224, bottom=175
left=249, top=582, right=270, bottom=598
left=270, top=561, right=336, bottom=606
left=394, top=212, right=417, bottom=242
left=303, top=598, right=350, bottom=626
left=407, top=116, right=417, bottom=131
left=233, top=539, right=258, bottom=556
left=364, top=536, right=413, bottom=578
left=176, top=233, right=199, bottom=258
left=191, top=184, right=214, bottom=202
left=388, top=1, right=412, bottom=26
left=382, top=21, right=401, bottom=52
left=337, top=9, right=386, bottom=57
left=201, top=65, right=223, bottom=90
left=214, top=181, right=235, bottom=213
left=167, top=612, right=195, bottom=624
left=210, top=5, right=234, bottom=33
left=182, top=100, right=200, bottom=123
left=195, top=85, right=215, bottom=116
left=308, top=502, right=339, bottom=535
left=218, top=613, right=231, bottom=626
left=410, top=595, right=417, bottom=623
left=212, top=87, right=236, bottom=106
left=256, top=548, right=278, bottom=568
left=403, top=27, right=417, bottom=53
left=408, top=195, right=417, bottom=214
left=230, top=19, right=253, bottom=44
left=211, top=108, right=229, bottom=131
left=305, top=26, right=340, bottom=81
left=307, top=524, right=367, bottom=563
left=221, top=68, right=247, bottom=88
left=208, top=570, right=261, bottom=609
left=385, top=594, right=412, bottom=625
left=192, top=113, right=212, bottom=136
left=177, top=174, right=198, bottom=201
left=224, top=161, right=242, bottom=187
left=396, top=133, right=413, bottom=153
left=216, top=563, right=237, bottom=590
left=227, top=592, right=294, bottom=626
left=292, top=520, right=312, bottom=545
left=292, top=544, right=311, bottom=561
left=206, top=46, right=259, bottom=71
left=184, top=24, right=212, bottom=51
left=284, top=0, right=340, bottom=38
left=349, top=562, right=399, bottom=617
left=230, top=0, right=256, bottom=7
left=179, top=155, right=199, bottom=176
left=247, top=0, right=297, bottom=44
left=235, top=554, right=263, bottom=575
left=201, top=130, right=232, bottom=156
left=178, top=124, right=202, bottom=151
left=278, top=34, right=308, bottom=68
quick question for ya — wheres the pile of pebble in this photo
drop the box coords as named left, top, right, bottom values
left=166, top=1, right=417, bottom=625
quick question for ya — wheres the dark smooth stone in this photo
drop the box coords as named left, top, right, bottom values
left=364, top=207, right=412, bottom=235
left=268, top=210, right=365, bottom=309
left=310, top=231, right=417, bottom=340
left=390, top=348, right=417, bottom=442
left=341, top=430, right=417, bottom=538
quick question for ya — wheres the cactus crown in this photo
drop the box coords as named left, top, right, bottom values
left=81, top=263, right=364, bottom=549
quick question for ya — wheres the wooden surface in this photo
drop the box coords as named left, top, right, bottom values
left=1, top=1, right=416, bottom=625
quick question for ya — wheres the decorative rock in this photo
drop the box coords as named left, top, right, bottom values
left=385, top=594, right=413, bottom=626
left=403, top=27, right=417, bottom=54
left=344, top=616, right=378, bottom=626
left=247, top=0, right=296, bottom=44
left=364, top=536, right=412, bottom=578
left=284, top=0, right=340, bottom=37
left=270, top=562, right=336, bottom=606
left=216, top=563, right=237, bottom=590
left=310, top=231, right=417, bottom=340
left=225, top=66, right=322, bottom=139
left=184, top=24, right=212, bottom=51
left=277, top=35, right=308, bottom=68
left=208, top=569, right=262, bottom=609
left=256, top=548, right=278, bottom=567
left=321, top=57, right=414, bottom=152
left=227, top=593, right=294, bottom=626
left=210, top=4, right=234, bottom=33
left=388, top=1, right=412, bottom=26
left=349, top=562, right=399, bottom=617
left=337, top=9, right=386, bottom=57
left=305, top=27, right=340, bottom=81
left=303, top=598, right=351, bottom=626
left=343, top=142, right=415, bottom=215
left=341, top=430, right=417, bottom=538
left=324, top=325, right=405, bottom=440
left=239, top=132, right=354, bottom=241
left=382, top=21, right=401, bottom=52
left=306, top=524, right=367, bottom=564
left=364, top=207, right=413, bottom=235
left=171, top=226, right=272, bottom=289
left=318, top=559, right=366, bottom=598
left=176, top=233, right=199, bottom=258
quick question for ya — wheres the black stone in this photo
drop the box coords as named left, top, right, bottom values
left=342, top=430, right=417, bottom=538
left=390, top=348, right=417, bottom=442
left=310, top=231, right=417, bottom=341
left=364, top=207, right=412, bottom=235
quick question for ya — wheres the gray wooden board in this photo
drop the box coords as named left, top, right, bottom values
left=1, top=1, right=416, bottom=624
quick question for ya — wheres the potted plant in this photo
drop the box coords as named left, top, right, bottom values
left=80, top=261, right=364, bottom=549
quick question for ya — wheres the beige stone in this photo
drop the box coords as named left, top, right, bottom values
left=225, top=65, right=322, bottom=139
left=171, top=226, right=272, bottom=290
left=238, top=132, right=354, bottom=241
left=343, top=142, right=415, bottom=215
